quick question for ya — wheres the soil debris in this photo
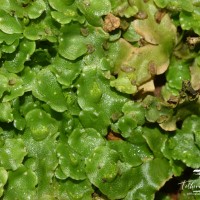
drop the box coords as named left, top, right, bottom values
left=103, top=13, right=120, bottom=32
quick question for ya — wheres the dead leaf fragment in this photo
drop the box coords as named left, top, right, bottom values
left=103, top=13, right=120, bottom=32
left=106, top=132, right=122, bottom=140
left=155, top=9, right=166, bottom=24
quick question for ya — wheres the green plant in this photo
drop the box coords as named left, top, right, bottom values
left=0, top=0, right=200, bottom=199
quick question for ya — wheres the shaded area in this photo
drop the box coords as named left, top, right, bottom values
left=155, top=167, right=194, bottom=200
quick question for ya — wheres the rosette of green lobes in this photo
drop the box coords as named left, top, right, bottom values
left=108, top=39, right=138, bottom=94
left=85, top=145, right=136, bottom=199
left=116, top=115, right=138, bottom=138
left=0, top=102, right=13, bottom=122
left=77, top=0, right=111, bottom=26
left=114, top=101, right=146, bottom=137
left=166, top=57, right=191, bottom=90
left=11, top=98, right=26, bottom=131
left=180, top=6, right=200, bottom=35
left=142, top=127, right=167, bottom=158
left=50, top=55, right=82, bottom=88
left=56, top=142, right=86, bottom=180
left=142, top=96, right=174, bottom=125
left=48, top=0, right=75, bottom=10
left=0, top=0, right=46, bottom=19
left=3, top=166, right=37, bottom=200
left=0, top=30, right=21, bottom=45
left=0, top=73, right=9, bottom=98
left=0, top=70, right=26, bottom=102
left=21, top=0, right=46, bottom=19
left=58, top=23, right=88, bottom=60
left=162, top=115, right=200, bottom=168
left=125, top=158, right=173, bottom=200
left=77, top=67, right=128, bottom=135
left=1, top=39, right=20, bottom=54
left=48, top=0, right=85, bottom=24
left=182, top=115, right=200, bottom=150
left=68, top=128, right=106, bottom=157
left=153, top=0, right=193, bottom=12
left=23, top=14, right=60, bottom=42
left=58, top=179, right=93, bottom=200
left=32, top=68, right=68, bottom=112
left=0, top=167, right=8, bottom=198
left=108, top=0, right=177, bottom=94
left=2, top=39, right=36, bottom=73
left=122, top=101, right=145, bottom=125
left=190, top=56, right=200, bottom=91
left=0, top=138, right=27, bottom=170
left=80, top=25, right=110, bottom=68
left=21, top=129, right=58, bottom=199
left=0, top=30, right=21, bottom=54
left=25, top=108, right=58, bottom=141
left=110, top=0, right=138, bottom=18
left=161, top=56, right=191, bottom=101
left=0, top=9, right=22, bottom=34
left=108, top=140, right=145, bottom=167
